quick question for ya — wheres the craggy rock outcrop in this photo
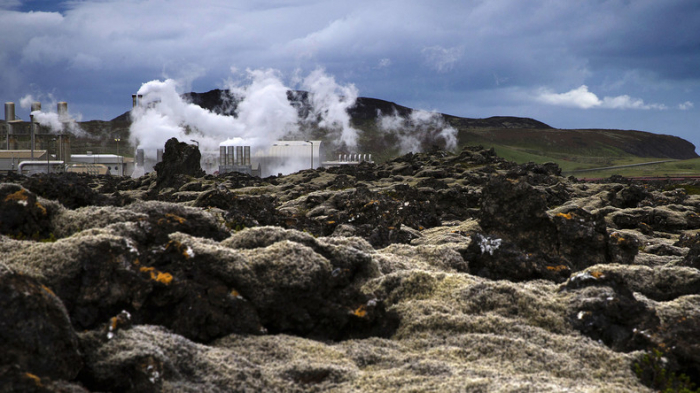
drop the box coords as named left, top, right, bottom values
left=3, top=145, right=700, bottom=392
left=152, top=138, right=205, bottom=193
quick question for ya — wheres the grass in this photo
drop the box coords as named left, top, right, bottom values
left=568, top=158, right=700, bottom=179
left=464, top=141, right=700, bottom=179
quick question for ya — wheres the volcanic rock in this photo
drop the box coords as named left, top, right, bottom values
left=4, top=145, right=700, bottom=391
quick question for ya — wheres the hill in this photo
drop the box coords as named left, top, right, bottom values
left=102, top=89, right=697, bottom=169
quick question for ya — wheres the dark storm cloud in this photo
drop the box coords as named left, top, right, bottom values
left=0, top=0, right=698, bottom=149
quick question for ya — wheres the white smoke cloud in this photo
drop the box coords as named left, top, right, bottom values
left=378, top=109, right=458, bottom=154
left=19, top=93, right=86, bottom=136
left=129, top=67, right=362, bottom=176
left=536, top=85, right=668, bottom=110
left=300, top=68, right=360, bottom=148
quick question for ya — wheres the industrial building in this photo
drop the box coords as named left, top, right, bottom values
left=217, top=140, right=372, bottom=177
left=2, top=100, right=133, bottom=176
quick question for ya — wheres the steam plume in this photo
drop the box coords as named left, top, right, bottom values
left=378, top=109, right=457, bottom=153
left=129, top=68, right=361, bottom=175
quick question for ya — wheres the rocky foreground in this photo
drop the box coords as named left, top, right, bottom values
left=2, top=140, right=700, bottom=392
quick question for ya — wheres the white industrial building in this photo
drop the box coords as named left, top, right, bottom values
left=70, top=154, right=134, bottom=176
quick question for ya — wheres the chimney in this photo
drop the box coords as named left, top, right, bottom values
left=57, top=102, right=68, bottom=122
left=30, top=102, right=41, bottom=158
left=132, top=94, right=144, bottom=108
left=4, top=102, right=14, bottom=150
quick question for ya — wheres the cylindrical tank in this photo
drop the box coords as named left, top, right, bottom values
left=226, top=146, right=234, bottom=166
left=244, top=146, right=251, bottom=165
left=57, top=102, right=68, bottom=118
left=136, top=149, right=145, bottom=167
left=4, top=102, right=15, bottom=122
left=219, top=146, right=226, bottom=166
left=156, top=149, right=163, bottom=163
left=235, top=146, right=243, bottom=165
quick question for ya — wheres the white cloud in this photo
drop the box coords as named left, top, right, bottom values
left=679, top=101, right=694, bottom=110
left=536, top=85, right=667, bottom=110
left=536, top=85, right=601, bottom=109
left=378, top=58, right=392, bottom=68
left=421, top=45, right=463, bottom=73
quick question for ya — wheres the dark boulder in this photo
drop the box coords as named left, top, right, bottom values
left=0, top=184, right=57, bottom=240
left=20, top=173, right=106, bottom=209
left=153, top=138, right=205, bottom=191
left=463, top=233, right=572, bottom=282
left=0, top=265, right=83, bottom=381
left=552, top=208, right=610, bottom=270
left=677, top=233, right=700, bottom=270
left=480, top=176, right=557, bottom=255
left=562, top=270, right=659, bottom=352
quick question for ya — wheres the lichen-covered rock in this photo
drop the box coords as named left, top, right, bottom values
left=0, top=184, right=60, bottom=240
left=5, top=146, right=700, bottom=391
left=0, top=263, right=83, bottom=381
left=562, top=270, right=659, bottom=352
left=128, top=200, right=230, bottom=242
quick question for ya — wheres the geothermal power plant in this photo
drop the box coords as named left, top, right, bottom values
left=1, top=96, right=372, bottom=177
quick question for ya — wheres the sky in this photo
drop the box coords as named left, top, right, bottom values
left=1, top=0, right=699, bottom=152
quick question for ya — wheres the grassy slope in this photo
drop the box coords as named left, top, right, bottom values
left=456, top=127, right=699, bottom=178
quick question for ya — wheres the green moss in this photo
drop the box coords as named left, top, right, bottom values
left=634, top=348, right=700, bottom=393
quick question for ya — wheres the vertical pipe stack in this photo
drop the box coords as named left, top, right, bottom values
left=235, top=146, right=243, bottom=165
left=244, top=146, right=251, bottom=165
left=56, top=102, right=70, bottom=162
left=30, top=102, right=41, bottom=158
left=4, top=102, right=14, bottom=150
left=226, top=146, right=234, bottom=166
left=136, top=149, right=145, bottom=167
left=156, top=149, right=163, bottom=163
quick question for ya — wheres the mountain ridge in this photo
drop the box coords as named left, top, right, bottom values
left=106, top=88, right=697, bottom=162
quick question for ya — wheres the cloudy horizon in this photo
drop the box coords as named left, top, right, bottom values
left=2, top=0, right=699, bottom=151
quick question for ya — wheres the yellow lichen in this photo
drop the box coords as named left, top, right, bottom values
left=166, top=213, right=186, bottom=223
left=4, top=189, right=28, bottom=202
left=556, top=212, right=574, bottom=220
left=158, top=213, right=186, bottom=226
left=35, top=202, right=47, bottom=216
left=24, top=373, right=42, bottom=387
left=610, top=232, right=626, bottom=243
left=41, top=284, right=56, bottom=297
left=590, top=270, right=605, bottom=279
left=353, top=305, right=368, bottom=318
left=546, top=265, right=568, bottom=272
left=140, top=266, right=173, bottom=285
left=327, top=221, right=336, bottom=224
left=155, top=272, right=173, bottom=285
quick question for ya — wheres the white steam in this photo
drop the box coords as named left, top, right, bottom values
left=19, top=94, right=86, bottom=136
left=300, top=69, right=360, bottom=147
left=129, top=68, right=361, bottom=175
left=378, top=109, right=457, bottom=153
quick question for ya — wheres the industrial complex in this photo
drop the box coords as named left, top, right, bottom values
left=2, top=97, right=372, bottom=177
